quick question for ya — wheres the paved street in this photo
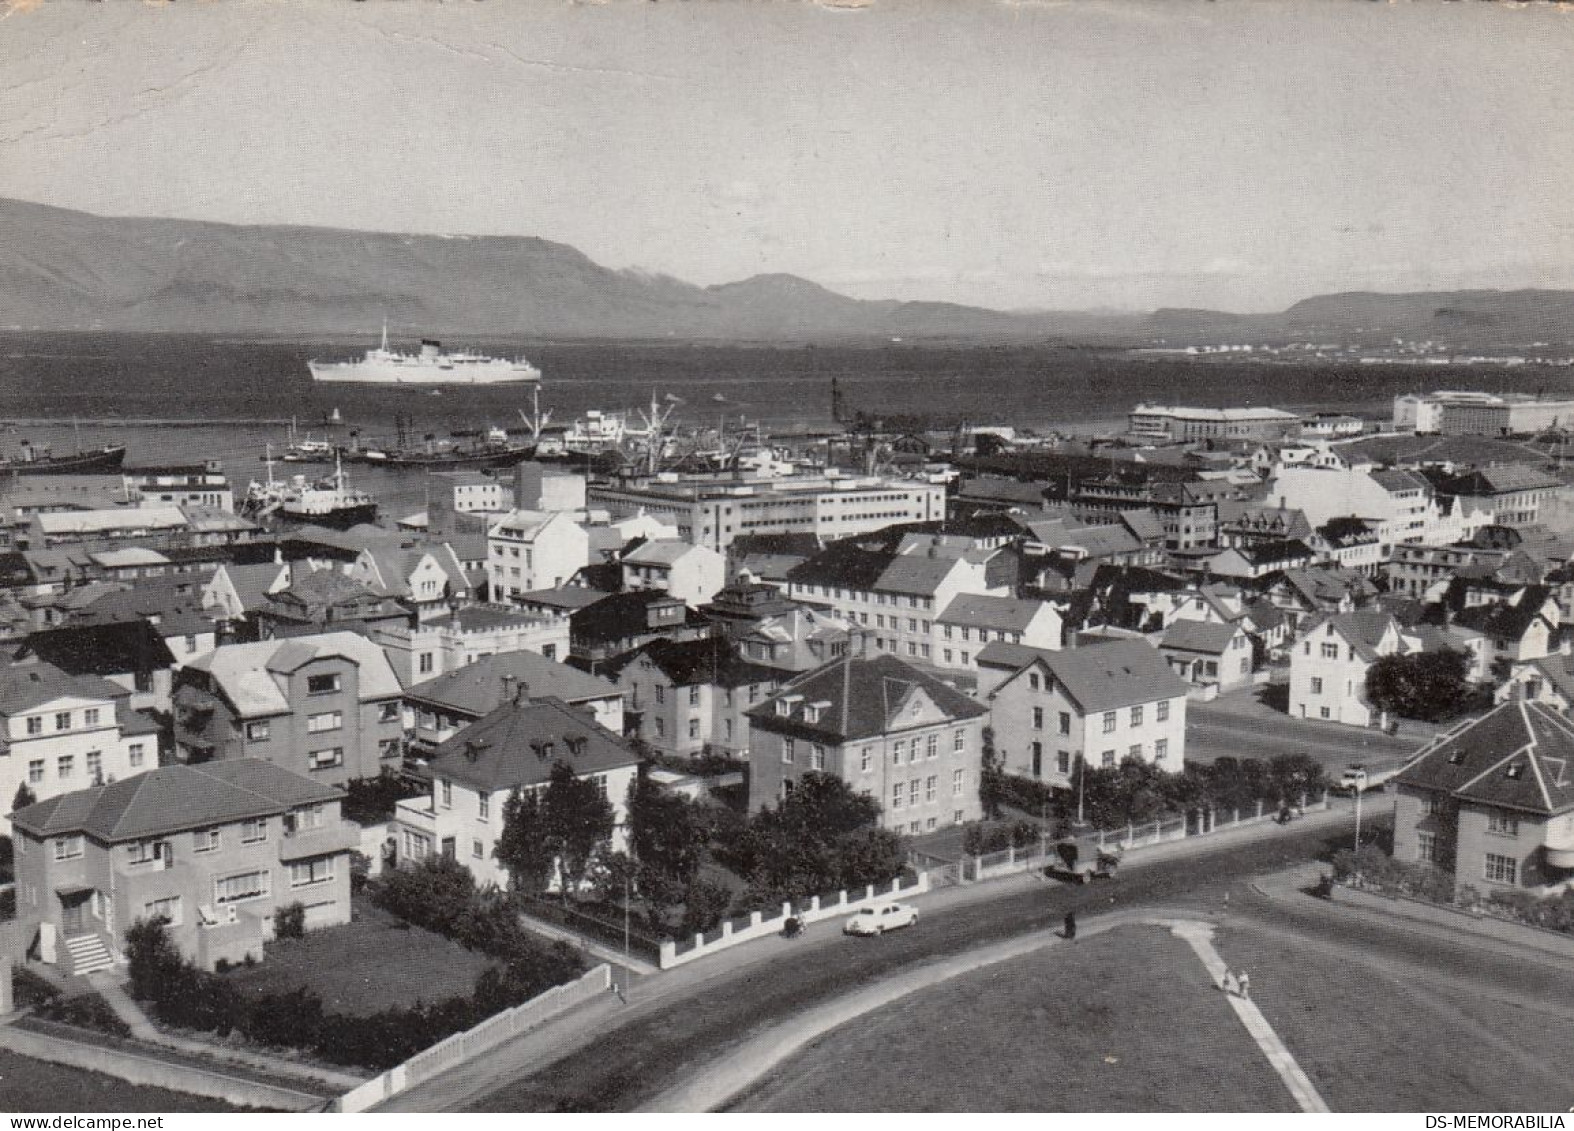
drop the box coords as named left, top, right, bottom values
left=385, top=812, right=1361, bottom=1112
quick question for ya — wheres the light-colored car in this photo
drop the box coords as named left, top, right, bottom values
left=843, top=901, right=919, bottom=936
left=1339, top=764, right=1372, bottom=793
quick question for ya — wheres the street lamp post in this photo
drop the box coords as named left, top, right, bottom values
left=1077, top=757, right=1085, bottom=827
left=1351, top=768, right=1367, bottom=882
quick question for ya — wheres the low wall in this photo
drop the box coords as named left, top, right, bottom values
left=1330, top=883, right=1574, bottom=960
left=2, top=1025, right=324, bottom=1112
left=337, top=963, right=611, bottom=1113
left=657, top=873, right=932, bottom=970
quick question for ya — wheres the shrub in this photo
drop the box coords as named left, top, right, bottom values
left=349, top=850, right=372, bottom=894
left=32, top=991, right=132, bottom=1038
left=678, top=876, right=731, bottom=938
left=273, top=902, right=306, bottom=941
left=962, top=819, right=1043, bottom=856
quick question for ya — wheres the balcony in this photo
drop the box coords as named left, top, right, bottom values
left=277, top=822, right=362, bottom=863
left=395, top=797, right=438, bottom=835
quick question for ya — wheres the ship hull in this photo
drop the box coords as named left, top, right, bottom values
left=308, top=361, right=539, bottom=386
left=0, top=445, right=127, bottom=475
left=277, top=501, right=380, bottom=531
left=346, top=447, right=533, bottom=470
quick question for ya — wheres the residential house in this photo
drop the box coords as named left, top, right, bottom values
left=1496, top=654, right=1574, bottom=714
left=348, top=541, right=472, bottom=623
left=392, top=697, right=639, bottom=890
left=200, top=560, right=293, bottom=639
left=745, top=653, right=988, bottom=834
left=1308, top=517, right=1385, bottom=575
left=1288, top=610, right=1422, bottom=727
left=173, top=632, right=404, bottom=785
left=0, top=662, right=159, bottom=834
left=1195, top=540, right=1315, bottom=581
left=487, top=510, right=591, bottom=603
left=1432, top=465, right=1563, bottom=529
left=1264, top=566, right=1380, bottom=631
left=68, top=578, right=219, bottom=668
left=602, top=638, right=781, bottom=757
left=619, top=540, right=727, bottom=607
left=1159, top=619, right=1254, bottom=693
left=734, top=606, right=851, bottom=674
left=978, top=639, right=1189, bottom=788
left=932, top=595, right=1063, bottom=673
left=700, top=576, right=801, bottom=638
left=1391, top=701, right=1574, bottom=894
left=405, top=653, right=624, bottom=754
left=9, top=759, right=356, bottom=974
left=253, top=568, right=411, bottom=641
left=568, top=590, right=714, bottom=663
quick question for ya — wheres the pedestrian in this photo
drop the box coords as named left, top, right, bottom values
left=1221, top=969, right=1237, bottom=995
left=1237, top=971, right=1250, bottom=999
left=1063, top=911, right=1077, bottom=941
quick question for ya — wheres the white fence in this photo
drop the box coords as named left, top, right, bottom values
left=335, top=963, right=612, bottom=1112
left=953, top=793, right=1331, bottom=885
left=658, top=872, right=932, bottom=970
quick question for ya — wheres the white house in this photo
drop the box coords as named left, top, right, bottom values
left=1158, top=619, right=1254, bottom=693
left=620, top=540, right=727, bottom=607
left=0, top=662, right=157, bottom=834
left=393, top=696, right=640, bottom=890
left=978, top=639, right=1189, bottom=788
left=487, top=510, right=591, bottom=603
left=1288, top=610, right=1423, bottom=727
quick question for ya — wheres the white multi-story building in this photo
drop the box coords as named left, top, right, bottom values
left=587, top=471, right=946, bottom=553
left=368, top=604, right=571, bottom=685
left=932, top=595, right=1063, bottom=672
left=0, top=662, right=157, bottom=833
left=1288, top=610, right=1422, bottom=727
left=1127, top=404, right=1299, bottom=442
left=1267, top=465, right=1489, bottom=551
left=487, top=509, right=590, bottom=602
left=978, top=638, right=1189, bottom=788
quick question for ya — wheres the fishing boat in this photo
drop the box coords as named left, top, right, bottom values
left=0, top=439, right=126, bottom=476
left=241, top=449, right=379, bottom=530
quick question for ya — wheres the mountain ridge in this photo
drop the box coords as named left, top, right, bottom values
left=1, top=197, right=1571, bottom=344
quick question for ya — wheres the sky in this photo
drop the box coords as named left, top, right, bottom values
left=0, top=0, right=1570, bottom=313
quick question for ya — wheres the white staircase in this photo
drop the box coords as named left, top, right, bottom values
left=64, top=933, right=115, bottom=976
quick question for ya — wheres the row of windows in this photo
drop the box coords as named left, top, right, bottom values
left=890, top=770, right=967, bottom=808
left=793, top=584, right=935, bottom=611
left=21, top=707, right=107, bottom=736
left=27, top=746, right=143, bottom=786
left=1027, top=739, right=1171, bottom=776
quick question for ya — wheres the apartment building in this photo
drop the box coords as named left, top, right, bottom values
left=602, top=638, right=780, bottom=758
left=620, top=540, right=727, bottom=607
left=10, top=759, right=356, bottom=974
left=486, top=510, right=590, bottom=602
left=404, top=652, right=624, bottom=753
left=932, top=595, right=1063, bottom=673
left=173, top=631, right=404, bottom=785
left=587, top=470, right=946, bottom=553
left=745, top=653, right=988, bottom=834
left=369, top=604, right=570, bottom=685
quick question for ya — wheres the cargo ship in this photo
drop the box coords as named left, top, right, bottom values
left=307, top=325, right=541, bottom=386
left=0, top=440, right=127, bottom=476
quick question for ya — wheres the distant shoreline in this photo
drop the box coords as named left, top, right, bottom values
left=0, top=418, right=295, bottom=429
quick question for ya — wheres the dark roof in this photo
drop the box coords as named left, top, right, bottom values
left=1452, top=598, right=1551, bottom=641
left=406, top=652, right=618, bottom=716
left=1395, top=701, right=1574, bottom=816
left=1440, top=465, right=1562, bottom=496
left=10, top=759, right=340, bottom=842
left=427, top=696, right=640, bottom=794
left=0, top=552, right=36, bottom=588
left=746, top=653, right=985, bottom=742
left=785, top=539, right=895, bottom=592
left=571, top=590, right=707, bottom=647
left=15, top=621, right=176, bottom=676
left=979, top=638, right=1189, bottom=713
left=1160, top=619, right=1241, bottom=655
left=727, top=532, right=822, bottom=559
left=0, top=661, right=129, bottom=717
left=1235, top=539, right=1314, bottom=567
left=598, top=637, right=780, bottom=689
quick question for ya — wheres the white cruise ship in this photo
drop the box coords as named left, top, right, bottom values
left=308, top=326, right=542, bottom=386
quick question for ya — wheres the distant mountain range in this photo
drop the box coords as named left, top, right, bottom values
left=2, top=196, right=1570, bottom=345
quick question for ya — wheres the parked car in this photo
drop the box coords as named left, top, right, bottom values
left=843, top=901, right=919, bottom=936
left=1337, top=764, right=1372, bottom=793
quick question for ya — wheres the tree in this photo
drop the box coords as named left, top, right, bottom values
left=495, top=788, right=555, bottom=895
left=542, top=761, right=615, bottom=897
left=978, top=726, right=1005, bottom=820
left=1366, top=649, right=1472, bottom=723
left=12, top=781, right=36, bottom=812
left=1267, top=752, right=1328, bottom=804
left=495, top=763, right=615, bottom=898
left=628, top=774, right=703, bottom=886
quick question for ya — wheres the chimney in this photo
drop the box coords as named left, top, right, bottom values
left=501, top=673, right=516, bottom=704
left=514, top=680, right=530, bottom=707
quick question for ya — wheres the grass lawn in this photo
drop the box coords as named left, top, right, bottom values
left=0, top=1049, right=247, bottom=1113
left=221, top=897, right=494, bottom=1016
left=730, top=924, right=1296, bottom=1112
left=1215, top=923, right=1574, bottom=1112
